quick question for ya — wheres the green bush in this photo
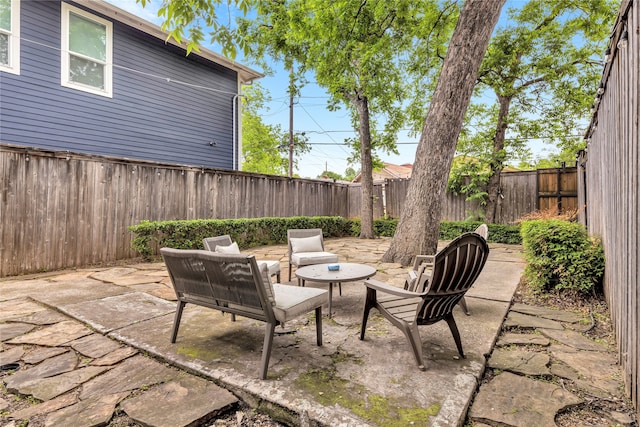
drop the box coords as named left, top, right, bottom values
left=520, top=219, right=604, bottom=294
left=129, top=217, right=522, bottom=259
left=129, top=216, right=352, bottom=258
left=349, top=218, right=399, bottom=237
left=439, top=221, right=521, bottom=244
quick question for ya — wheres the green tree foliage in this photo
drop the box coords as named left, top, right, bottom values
left=241, top=83, right=309, bottom=175
left=237, top=0, right=457, bottom=238
left=450, top=0, right=617, bottom=222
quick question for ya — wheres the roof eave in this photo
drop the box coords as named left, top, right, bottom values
left=75, top=0, right=263, bottom=84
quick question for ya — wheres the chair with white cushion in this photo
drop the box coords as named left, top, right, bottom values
left=204, top=235, right=281, bottom=282
left=288, top=228, right=339, bottom=285
left=161, top=248, right=327, bottom=379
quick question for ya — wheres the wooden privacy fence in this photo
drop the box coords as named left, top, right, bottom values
left=578, top=0, right=638, bottom=413
left=1, top=144, right=575, bottom=277
left=0, top=146, right=350, bottom=277
left=374, top=168, right=575, bottom=224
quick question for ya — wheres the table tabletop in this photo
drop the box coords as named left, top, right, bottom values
left=295, top=262, right=377, bottom=283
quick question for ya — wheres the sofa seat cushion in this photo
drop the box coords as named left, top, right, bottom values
left=291, top=252, right=339, bottom=266
left=272, top=284, right=328, bottom=323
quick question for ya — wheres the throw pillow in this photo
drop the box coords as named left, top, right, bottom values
left=215, top=242, right=241, bottom=254
left=290, top=235, right=323, bottom=253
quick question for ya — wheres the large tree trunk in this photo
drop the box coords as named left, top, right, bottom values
left=382, top=0, right=505, bottom=265
left=484, top=94, right=511, bottom=223
left=355, top=95, right=375, bottom=238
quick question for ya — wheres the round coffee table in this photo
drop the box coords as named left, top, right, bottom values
left=294, top=263, right=377, bottom=317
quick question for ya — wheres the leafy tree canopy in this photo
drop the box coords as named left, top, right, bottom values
left=241, top=83, right=309, bottom=175
left=449, top=0, right=617, bottom=222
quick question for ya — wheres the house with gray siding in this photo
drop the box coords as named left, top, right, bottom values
left=0, top=0, right=261, bottom=169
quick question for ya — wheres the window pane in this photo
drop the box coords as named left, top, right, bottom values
left=0, top=0, right=10, bottom=31
left=0, top=33, right=8, bottom=65
left=69, top=55, right=104, bottom=89
left=69, top=12, right=106, bottom=61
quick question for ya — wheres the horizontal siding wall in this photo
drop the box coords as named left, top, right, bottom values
left=0, top=146, right=349, bottom=277
left=0, top=0, right=238, bottom=170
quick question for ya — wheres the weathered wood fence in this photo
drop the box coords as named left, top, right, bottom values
left=0, top=145, right=350, bottom=276
left=578, top=0, right=638, bottom=413
left=1, top=144, right=574, bottom=277
left=368, top=167, right=575, bottom=224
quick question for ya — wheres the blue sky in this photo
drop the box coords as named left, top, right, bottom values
left=105, top=0, right=560, bottom=178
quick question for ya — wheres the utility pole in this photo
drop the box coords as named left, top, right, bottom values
left=288, top=66, right=294, bottom=178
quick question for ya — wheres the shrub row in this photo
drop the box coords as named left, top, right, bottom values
left=130, top=216, right=522, bottom=258
left=520, top=219, right=604, bottom=294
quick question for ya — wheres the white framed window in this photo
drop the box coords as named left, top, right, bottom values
left=0, top=0, right=20, bottom=74
left=61, top=3, right=112, bottom=97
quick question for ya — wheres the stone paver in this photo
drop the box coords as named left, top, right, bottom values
left=469, top=372, right=582, bottom=427
left=90, top=346, right=137, bottom=366
left=18, top=366, right=108, bottom=401
left=510, top=303, right=583, bottom=323
left=0, top=346, right=25, bottom=365
left=79, top=354, right=177, bottom=400
left=7, top=320, right=92, bottom=346
left=13, top=309, right=70, bottom=326
left=503, top=311, right=564, bottom=330
left=121, top=375, right=238, bottom=427
left=23, top=347, right=69, bottom=364
left=0, top=299, right=48, bottom=322
left=89, top=267, right=138, bottom=283
left=60, top=292, right=175, bottom=333
left=1, top=323, right=36, bottom=341
left=69, top=333, right=122, bottom=358
left=5, top=351, right=78, bottom=393
left=551, top=344, right=625, bottom=398
left=487, top=348, right=551, bottom=376
left=44, top=392, right=128, bottom=427
left=1, top=239, right=634, bottom=427
left=538, top=328, right=610, bottom=351
left=10, top=392, right=78, bottom=421
left=496, top=332, right=550, bottom=347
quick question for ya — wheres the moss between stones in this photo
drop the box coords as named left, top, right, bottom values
left=176, top=345, right=222, bottom=360
left=295, top=367, right=439, bottom=426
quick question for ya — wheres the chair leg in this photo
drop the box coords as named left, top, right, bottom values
left=171, top=301, right=186, bottom=343
left=276, top=272, right=281, bottom=283
left=288, top=264, right=292, bottom=281
left=260, top=322, right=276, bottom=380
left=315, top=306, right=323, bottom=346
left=401, top=322, right=425, bottom=370
left=338, top=282, right=342, bottom=296
left=445, top=314, right=465, bottom=359
left=360, top=288, right=375, bottom=340
left=459, top=296, right=470, bottom=315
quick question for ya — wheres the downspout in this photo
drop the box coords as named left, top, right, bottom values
left=233, top=93, right=239, bottom=170
left=234, top=77, right=255, bottom=171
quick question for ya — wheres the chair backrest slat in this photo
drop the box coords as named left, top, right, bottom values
left=417, top=233, right=489, bottom=324
left=161, top=248, right=275, bottom=323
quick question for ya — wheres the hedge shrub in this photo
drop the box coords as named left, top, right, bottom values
left=520, top=219, right=604, bottom=294
left=130, top=217, right=522, bottom=259
left=129, top=216, right=352, bottom=258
